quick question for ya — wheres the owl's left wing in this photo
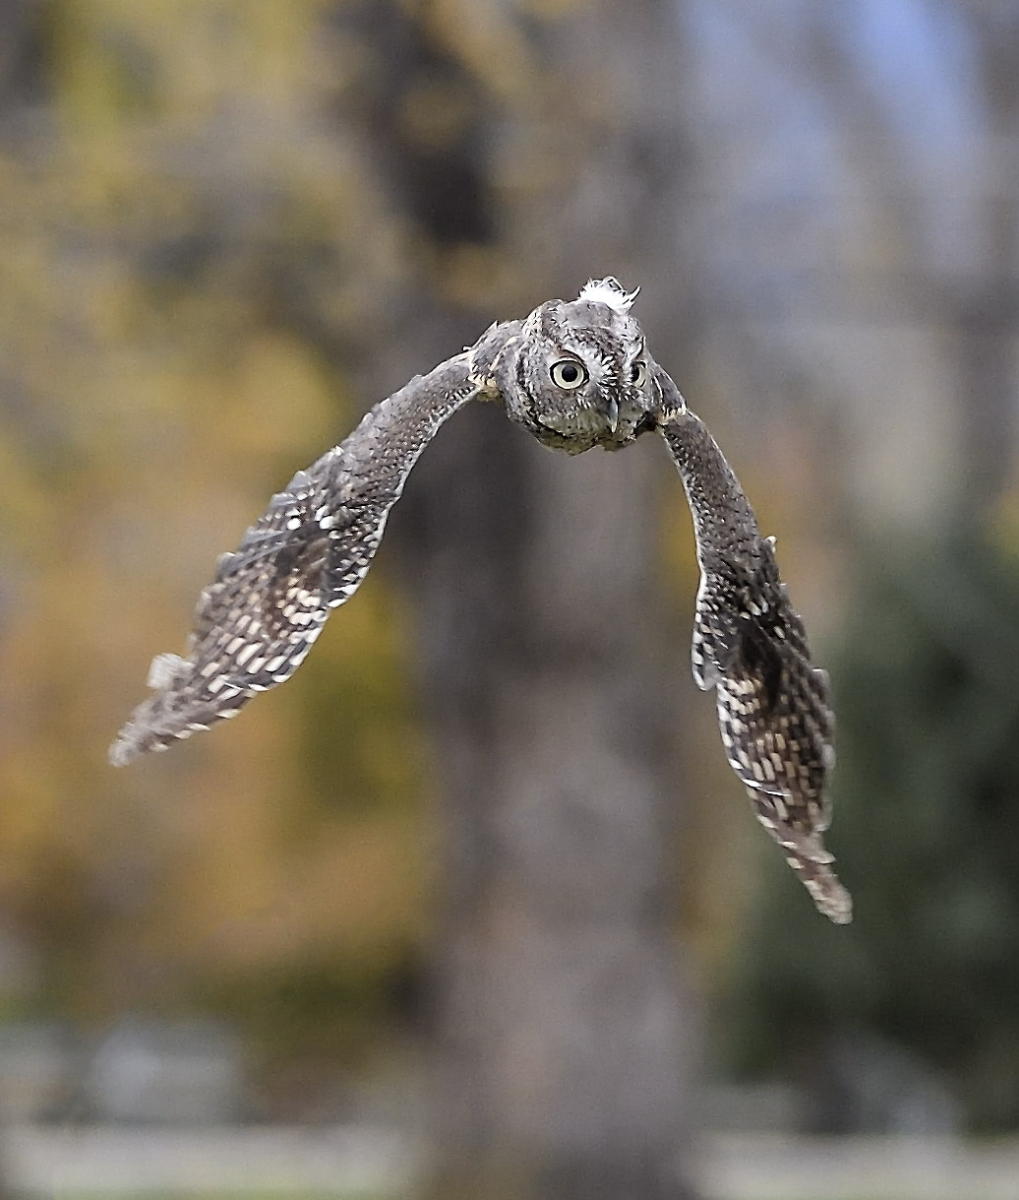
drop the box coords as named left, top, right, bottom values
left=110, top=352, right=483, bottom=766
left=657, top=380, right=851, bottom=924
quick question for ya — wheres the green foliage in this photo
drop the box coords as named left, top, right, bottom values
left=725, top=528, right=1019, bottom=1129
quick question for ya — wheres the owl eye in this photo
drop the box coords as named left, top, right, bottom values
left=630, top=361, right=647, bottom=387
left=550, top=359, right=588, bottom=390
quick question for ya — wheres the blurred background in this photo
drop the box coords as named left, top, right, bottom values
left=3, top=1, right=1019, bottom=1197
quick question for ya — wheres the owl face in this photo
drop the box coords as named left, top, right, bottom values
left=496, top=283, right=660, bottom=454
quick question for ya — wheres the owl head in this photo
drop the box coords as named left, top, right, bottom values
left=487, top=278, right=663, bottom=454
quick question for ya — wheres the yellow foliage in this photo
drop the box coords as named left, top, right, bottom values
left=0, top=0, right=438, bottom=1064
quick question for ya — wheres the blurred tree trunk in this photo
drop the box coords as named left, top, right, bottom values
left=412, top=427, right=696, bottom=1200
left=338, top=4, right=701, bottom=1197
left=953, top=12, right=1019, bottom=522
left=0, top=6, right=46, bottom=1194
left=797, top=3, right=1019, bottom=527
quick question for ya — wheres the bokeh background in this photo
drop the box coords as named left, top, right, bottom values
left=3, top=1, right=1019, bottom=1197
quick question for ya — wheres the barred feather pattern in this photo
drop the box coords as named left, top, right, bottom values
left=662, top=410, right=851, bottom=924
left=110, top=354, right=480, bottom=766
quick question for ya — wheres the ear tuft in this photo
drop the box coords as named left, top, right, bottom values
left=578, top=277, right=640, bottom=315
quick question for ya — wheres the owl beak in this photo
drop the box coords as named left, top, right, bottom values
left=605, top=398, right=619, bottom=434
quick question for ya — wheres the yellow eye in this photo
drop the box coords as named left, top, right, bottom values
left=631, top=361, right=647, bottom=386
left=550, top=359, right=588, bottom=390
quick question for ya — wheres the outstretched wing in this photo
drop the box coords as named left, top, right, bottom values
left=660, top=399, right=851, bottom=925
left=111, top=353, right=481, bottom=765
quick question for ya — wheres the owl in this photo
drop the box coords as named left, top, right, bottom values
left=110, top=278, right=851, bottom=924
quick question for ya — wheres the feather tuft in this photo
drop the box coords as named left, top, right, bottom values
left=578, top=277, right=640, bottom=315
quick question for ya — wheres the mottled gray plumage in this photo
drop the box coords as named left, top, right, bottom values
left=109, top=355, right=481, bottom=765
left=657, top=373, right=849, bottom=923
left=110, top=278, right=850, bottom=923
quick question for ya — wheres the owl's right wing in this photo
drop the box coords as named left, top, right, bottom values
left=110, top=352, right=484, bottom=766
